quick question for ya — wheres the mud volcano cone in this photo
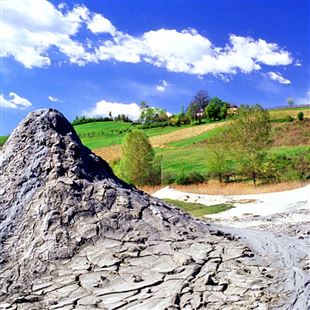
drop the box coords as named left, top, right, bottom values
left=0, top=109, right=278, bottom=309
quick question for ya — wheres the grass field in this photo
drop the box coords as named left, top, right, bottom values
left=93, top=121, right=226, bottom=162
left=269, top=106, right=310, bottom=120
left=162, top=198, right=234, bottom=217
left=75, top=106, right=310, bottom=151
left=156, top=139, right=309, bottom=178
left=0, top=136, right=9, bottom=147
left=74, top=121, right=192, bottom=149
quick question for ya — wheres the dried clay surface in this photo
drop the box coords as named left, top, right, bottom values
left=0, top=109, right=308, bottom=309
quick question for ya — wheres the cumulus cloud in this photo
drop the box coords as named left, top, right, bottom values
left=0, top=92, right=32, bottom=109
left=87, top=13, right=116, bottom=34
left=267, top=71, right=291, bottom=84
left=0, top=0, right=294, bottom=79
left=48, top=95, right=59, bottom=102
left=85, top=100, right=141, bottom=121
left=95, top=30, right=292, bottom=76
left=0, top=0, right=97, bottom=68
left=156, top=80, right=170, bottom=92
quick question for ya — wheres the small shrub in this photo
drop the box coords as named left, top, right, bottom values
left=175, top=172, right=205, bottom=185
left=163, top=172, right=176, bottom=185
left=297, top=112, right=304, bottom=121
left=292, top=155, right=310, bottom=180
left=286, top=115, right=294, bottom=122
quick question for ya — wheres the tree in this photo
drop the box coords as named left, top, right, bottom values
left=230, top=104, right=272, bottom=185
left=139, top=102, right=168, bottom=124
left=205, top=97, right=228, bottom=121
left=206, top=129, right=231, bottom=182
left=186, top=90, right=210, bottom=122
left=287, top=97, right=295, bottom=107
left=120, top=130, right=160, bottom=185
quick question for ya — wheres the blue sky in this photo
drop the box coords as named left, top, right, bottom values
left=1, top=0, right=309, bottom=134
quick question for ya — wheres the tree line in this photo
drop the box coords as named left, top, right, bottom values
left=72, top=90, right=233, bottom=127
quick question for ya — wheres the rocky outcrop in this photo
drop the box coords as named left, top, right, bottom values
left=0, top=109, right=296, bottom=309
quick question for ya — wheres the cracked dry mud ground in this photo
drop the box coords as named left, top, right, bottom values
left=0, top=109, right=308, bottom=309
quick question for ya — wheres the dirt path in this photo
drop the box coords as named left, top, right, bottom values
left=94, top=122, right=226, bottom=163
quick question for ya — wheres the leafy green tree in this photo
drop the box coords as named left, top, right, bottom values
left=230, top=104, right=272, bottom=185
left=206, top=129, right=231, bottom=182
left=205, top=97, right=228, bottom=121
left=186, top=90, right=210, bottom=122
left=120, top=130, right=160, bottom=185
left=139, top=102, right=168, bottom=124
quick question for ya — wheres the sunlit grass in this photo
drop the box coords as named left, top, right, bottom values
left=162, top=198, right=234, bottom=217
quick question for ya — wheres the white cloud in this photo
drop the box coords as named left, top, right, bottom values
left=0, top=92, right=32, bottom=109
left=267, top=71, right=291, bottom=84
left=156, top=80, right=169, bottom=92
left=87, top=13, right=116, bottom=34
left=0, top=0, right=96, bottom=68
left=0, top=0, right=295, bottom=79
left=95, top=30, right=293, bottom=76
left=48, top=95, right=59, bottom=102
left=84, top=100, right=141, bottom=121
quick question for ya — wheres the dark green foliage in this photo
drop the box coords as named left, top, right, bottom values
left=72, top=115, right=113, bottom=125
left=162, top=172, right=176, bottom=185
left=175, top=172, right=205, bottom=185
left=72, top=115, right=132, bottom=125
left=114, top=114, right=132, bottom=122
left=297, top=112, right=304, bottom=121
left=205, top=97, right=228, bottom=121
left=286, top=115, right=294, bottom=122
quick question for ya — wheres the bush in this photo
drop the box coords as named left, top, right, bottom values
left=162, top=172, right=176, bottom=185
left=175, top=172, right=205, bottom=185
left=297, top=112, right=304, bottom=121
left=286, top=115, right=294, bottom=122
left=292, top=155, right=310, bottom=180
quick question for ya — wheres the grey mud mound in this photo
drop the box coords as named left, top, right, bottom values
left=0, top=109, right=299, bottom=309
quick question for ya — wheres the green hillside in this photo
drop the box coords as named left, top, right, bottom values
left=155, top=112, right=309, bottom=181
left=0, top=136, right=9, bottom=147
left=74, top=121, right=191, bottom=149
left=1, top=107, right=309, bottom=186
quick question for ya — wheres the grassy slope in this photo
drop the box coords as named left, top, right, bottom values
left=74, top=121, right=191, bottom=149
left=269, top=106, right=310, bottom=120
left=73, top=107, right=309, bottom=179
left=155, top=112, right=310, bottom=178
left=0, top=136, right=9, bottom=147
left=163, top=199, right=234, bottom=217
